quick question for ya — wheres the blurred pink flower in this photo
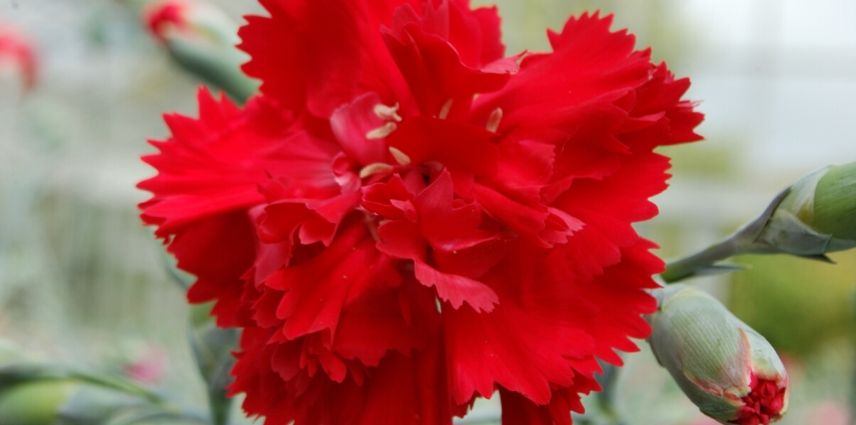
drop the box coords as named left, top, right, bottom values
left=0, top=24, right=37, bottom=91
left=124, top=346, right=167, bottom=385
left=807, top=402, right=851, bottom=425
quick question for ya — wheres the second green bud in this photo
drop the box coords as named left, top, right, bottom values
left=649, top=285, right=788, bottom=425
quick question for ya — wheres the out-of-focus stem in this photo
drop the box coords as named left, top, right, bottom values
left=594, top=363, right=629, bottom=425
left=208, top=393, right=231, bottom=425
left=187, top=306, right=237, bottom=425
left=68, top=370, right=163, bottom=404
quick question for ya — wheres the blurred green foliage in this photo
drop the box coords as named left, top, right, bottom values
left=729, top=250, right=856, bottom=359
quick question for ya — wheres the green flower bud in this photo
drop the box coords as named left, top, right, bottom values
left=649, top=285, right=788, bottom=425
left=0, top=381, right=77, bottom=425
left=660, top=162, right=856, bottom=283
left=752, top=163, right=856, bottom=257
left=807, top=162, right=856, bottom=241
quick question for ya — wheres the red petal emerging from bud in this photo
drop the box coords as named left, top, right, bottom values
left=735, top=375, right=788, bottom=425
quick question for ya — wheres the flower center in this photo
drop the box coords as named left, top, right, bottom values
left=357, top=102, right=407, bottom=180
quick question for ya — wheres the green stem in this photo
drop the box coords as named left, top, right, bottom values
left=660, top=238, right=742, bottom=283
left=660, top=188, right=794, bottom=284
left=208, top=387, right=232, bottom=425
left=187, top=318, right=237, bottom=425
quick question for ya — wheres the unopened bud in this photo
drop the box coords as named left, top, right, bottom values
left=804, top=162, right=856, bottom=241
left=143, top=0, right=236, bottom=45
left=649, top=285, right=788, bottom=425
left=751, top=163, right=856, bottom=258
left=142, top=0, right=256, bottom=102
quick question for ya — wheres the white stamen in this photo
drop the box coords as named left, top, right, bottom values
left=486, top=108, right=503, bottom=133
left=373, top=102, right=402, bottom=122
left=435, top=297, right=443, bottom=313
left=365, top=122, right=398, bottom=140
left=388, top=147, right=412, bottom=166
left=359, top=163, right=395, bottom=179
left=438, top=99, right=454, bottom=120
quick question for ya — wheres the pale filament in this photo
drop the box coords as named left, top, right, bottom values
left=486, top=107, right=503, bottom=133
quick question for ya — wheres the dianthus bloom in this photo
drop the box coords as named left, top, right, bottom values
left=139, top=1, right=703, bottom=423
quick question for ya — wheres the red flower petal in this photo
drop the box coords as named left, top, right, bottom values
left=179, top=211, right=255, bottom=326
left=240, top=0, right=416, bottom=117
left=387, top=117, right=499, bottom=177
left=377, top=218, right=499, bottom=313
left=445, top=305, right=594, bottom=406
left=472, top=182, right=583, bottom=247
left=330, top=92, right=395, bottom=166
left=475, top=13, right=651, bottom=141
left=382, top=1, right=514, bottom=115
left=447, top=0, right=505, bottom=67
left=139, top=89, right=337, bottom=235
left=266, top=223, right=395, bottom=340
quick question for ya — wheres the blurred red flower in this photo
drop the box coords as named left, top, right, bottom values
left=144, top=0, right=191, bottom=42
left=139, top=0, right=703, bottom=423
left=0, top=24, right=37, bottom=91
left=144, top=0, right=234, bottom=44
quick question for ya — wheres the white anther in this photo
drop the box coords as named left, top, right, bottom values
left=359, top=163, right=395, bottom=179
left=486, top=108, right=503, bottom=133
left=365, top=122, right=398, bottom=140
left=373, top=103, right=402, bottom=122
left=388, top=146, right=412, bottom=166
left=438, top=99, right=454, bottom=120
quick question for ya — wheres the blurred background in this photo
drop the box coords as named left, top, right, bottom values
left=0, top=0, right=854, bottom=424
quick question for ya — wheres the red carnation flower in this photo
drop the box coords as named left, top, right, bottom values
left=139, top=1, right=703, bottom=424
